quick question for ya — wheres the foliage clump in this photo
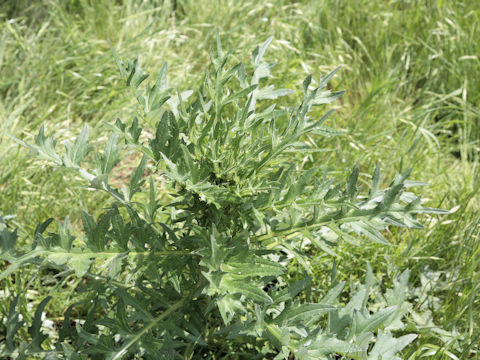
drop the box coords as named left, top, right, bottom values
left=0, top=33, right=446, bottom=359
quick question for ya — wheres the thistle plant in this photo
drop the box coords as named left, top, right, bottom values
left=0, top=33, right=447, bottom=359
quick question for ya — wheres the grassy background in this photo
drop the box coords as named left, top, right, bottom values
left=1, top=0, right=478, bottom=357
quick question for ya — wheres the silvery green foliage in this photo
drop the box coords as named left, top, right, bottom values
left=1, top=34, right=447, bottom=359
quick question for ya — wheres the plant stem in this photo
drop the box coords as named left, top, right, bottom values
left=111, top=296, right=187, bottom=360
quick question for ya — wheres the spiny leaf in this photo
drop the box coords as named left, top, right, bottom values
left=28, top=296, right=52, bottom=351
left=319, top=66, right=342, bottom=89
left=312, top=90, right=345, bottom=105
left=128, top=156, right=147, bottom=200
left=349, top=306, right=397, bottom=339
left=100, top=133, right=120, bottom=175
left=126, top=58, right=149, bottom=89
left=274, top=303, right=335, bottom=325
left=221, top=257, right=285, bottom=278
left=221, top=277, right=273, bottom=304
left=0, top=224, right=17, bottom=254
left=369, top=163, right=382, bottom=200
left=223, top=84, right=258, bottom=104
left=346, top=221, right=389, bottom=245
left=8, top=126, right=62, bottom=165
left=369, top=331, right=417, bottom=359
left=63, top=124, right=91, bottom=167
left=6, top=295, right=25, bottom=351
left=307, top=334, right=362, bottom=357
left=255, top=86, right=294, bottom=100
left=252, top=36, right=273, bottom=67
left=58, top=217, right=75, bottom=250
left=272, top=277, right=312, bottom=304
left=347, top=163, right=359, bottom=200
left=302, top=74, right=312, bottom=94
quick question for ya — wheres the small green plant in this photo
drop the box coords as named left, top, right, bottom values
left=1, top=33, right=447, bottom=359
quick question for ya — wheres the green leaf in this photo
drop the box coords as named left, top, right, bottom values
left=147, top=176, right=159, bottom=222
left=320, top=282, right=345, bottom=305
left=58, top=217, right=75, bottom=250
left=47, top=251, right=93, bottom=277
left=129, top=117, right=142, bottom=144
left=68, top=254, right=93, bottom=277
left=100, top=134, right=120, bottom=175
left=6, top=295, right=25, bottom=351
left=369, top=164, right=382, bottom=200
left=8, top=125, right=63, bottom=165
left=155, top=61, right=169, bottom=91
left=109, top=40, right=126, bottom=78
left=61, top=343, right=82, bottom=359
left=221, top=257, right=285, bottom=278
left=208, top=226, right=225, bottom=270
left=63, top=124, right=91, bottom=168
left=384, top=270, right=412, bottom=330
left=126, top=58, right=149, bottom=89
left=33, top=218, right=54, bottom=247
left=347, top=221, right=389, bottom=245
left=149, top=111, right=173, bottom=161
left=223, top=84, right=258, bottom=104
left=302, top=74, right=312, bottom=94
left=251, top=36, right=273, bottom=67
left=274, top=303, right=335, bottom=325
left=0, top=224, right=17, bottom=254
left=128, top=156, right=147, bottom=200
left=167, top=90, right=193, bottom=116
left=81, top=211, right=97, bottom=247
left=280, top=243, right=312, bottom=274
left=217, top=295, right=245, bottom=325
left=307, top=334, right=362, bottom=357
left=272, top=277, right=312, bottom=304
left=0, top=251, right=43, bottom=281
left=75, top=322, right=99, bottom=345
left=319, top=66, right=342, bottom=89
left=381, top=183, right=404, bottom=210
left=28, top=296, right=52, bottom=351
left=255, top=86, right=293, bottom=100
left=346, top=163, right=359, bottom=200
left=369, top=331, right=417, bottom=359
left=310, top=125, right=342, bottom=137
left=143, top=62, right=172, bottom=112
left=221, top=276, right=273, bottom=304
left=215, top=28, right=224, bottom=59
left=349, top=306, right=397, bottom=339
left=312, top=90, right=345, bottom=105
left=47, top=252, right=69, bottom=266
left=280, top=168, right=316, bottom=204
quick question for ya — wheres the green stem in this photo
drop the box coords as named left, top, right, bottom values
left=252, top=213, right=369, bottom=242
left=111, top=277, right=208, bottom=360
left=111, top=296, right=187, bottom=360
left=0, top=249, right=192, bottom=282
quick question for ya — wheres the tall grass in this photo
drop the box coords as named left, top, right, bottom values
left=1, top=0, right=478, bottom=357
